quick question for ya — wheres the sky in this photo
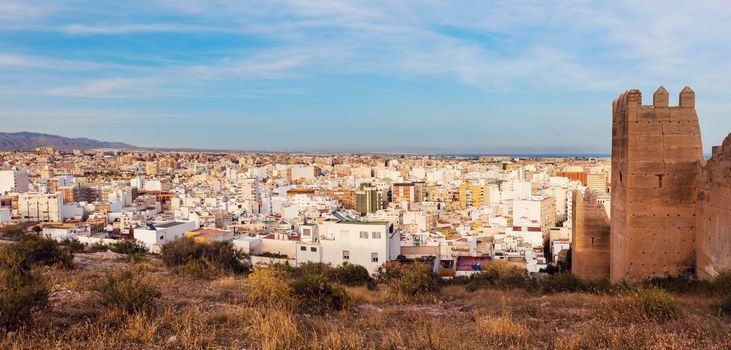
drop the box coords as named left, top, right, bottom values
left=1, top=0, right=731, bottom=153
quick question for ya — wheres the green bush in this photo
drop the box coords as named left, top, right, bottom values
left=711, top=270, right=731, bottom=295
left=644, top=276, right=712, bottom=295
left=629, top=287, right=679, bottom=321
left=91, top=267, right=161, bottom=314
left=109, top=240, right=148, bottom=256
left=290, top=274, right=349, bottom=314
left=721, top=293, right=731, bottom=316
left=160, top=237, right=250, bottom=277
left=374, top=264, right=401, bottom=284
left=88, top=242, right=110, bottom=252
left=0, top=245, right=49, bottom=329
left=291, top=262, right=332, bottom=279
left=467, top=260, right=528, bottom=291
left=328, top=263, right=372, bottom=287
left=390, top=263, right=440, bottom=296
left=539, top=273, right=585, bottom=293
left=17, top=236, right=74, bottom=269
left=60, top=238, right=86, bottom=253
left=538, top=273, right=612, bottom=294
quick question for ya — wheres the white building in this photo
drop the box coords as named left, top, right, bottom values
left=290, top=165, right=319, bottom=180
left=0, top=207, right=10, bottom=225
left=0, top=170, right=29, bottom=194
left=143, top=179, right=171, bottom=192
left=294, top=220, right=400, bottom=274
left=133, top=221, right=197, bottom=252
left=42, top=225, right=89, bottom=241
left=18, top=192, right=63, bottom=222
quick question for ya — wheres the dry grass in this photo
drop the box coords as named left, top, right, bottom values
left=475, top=314, right=528, bottom=347
left=1, top=253, right=730, bottom=349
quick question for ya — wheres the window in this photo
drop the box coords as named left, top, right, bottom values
left=371, top=253, right=379, bottom=263
left=159, top=236, right=164, bottom=240
left=371, top=231, right=381, bottom=239
left=360, top=231, right=368, bottom=239
left=300, top=246, right=306, bottom=251
left=343, top=250, right=350, bottom=260
left=310, top=247, right=317, bottom=252
left=303, top=228, right=311, bottom=236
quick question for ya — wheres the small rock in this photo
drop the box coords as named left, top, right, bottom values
left=166, top=335, right=178, bottom=344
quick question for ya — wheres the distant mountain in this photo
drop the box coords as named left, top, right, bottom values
left=0, top=132, right=135, bottom=150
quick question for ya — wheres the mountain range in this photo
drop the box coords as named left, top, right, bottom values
left=0, top=132, right=135, bottom=150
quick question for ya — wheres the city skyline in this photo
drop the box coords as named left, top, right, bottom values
left=2, top=1, right=731, bottom=152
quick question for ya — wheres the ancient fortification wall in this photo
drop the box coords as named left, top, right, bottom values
left=610, top=87, right=703, bottom=282
left=696, top=133, right=731, bottom=280
left=571, top=189, right=610, bottom=279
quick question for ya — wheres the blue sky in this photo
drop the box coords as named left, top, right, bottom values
left=1, top=1, right=730, bottom=153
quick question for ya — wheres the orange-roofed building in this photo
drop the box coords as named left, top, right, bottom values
left=186, top=228, right=234, bottom=243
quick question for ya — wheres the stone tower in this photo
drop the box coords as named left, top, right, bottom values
left=610, top=86, right=703, bottom=282
left=696, top=133, right=731, bottom=280
left=571, top=189, right=610, bottom=280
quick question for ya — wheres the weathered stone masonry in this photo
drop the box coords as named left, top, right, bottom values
left=696, top=133, right=731, bottom=280
left=571, top=189, right=610, bottom=280
left=610, top=87, right=703, bottom=282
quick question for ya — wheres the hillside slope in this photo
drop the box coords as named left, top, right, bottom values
left=0, top=132, right=134, bottom=150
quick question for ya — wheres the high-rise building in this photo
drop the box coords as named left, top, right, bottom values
left=391, top=182, right=415, bottom=209
left=18, top=192, right=63, bottom=222
left=355, top=184, right=381, bottom=215
left=0, top=170, right=29, bottom=194
left=457, top=182, right=487, bottom=208
left=587, top=173, right=608, bottom=194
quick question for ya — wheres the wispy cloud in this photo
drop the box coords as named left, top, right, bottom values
left=1, top=1, right=730, bottom=151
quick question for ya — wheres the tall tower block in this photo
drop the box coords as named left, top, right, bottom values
left=610, top=86, right=703, bottom=282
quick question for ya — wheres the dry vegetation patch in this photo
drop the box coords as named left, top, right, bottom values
left=1, top=254, right=731, bottom=349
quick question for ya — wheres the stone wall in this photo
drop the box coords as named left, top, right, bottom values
left=610, top=87, right=703, bottom=282
left=696, top=133, right=731, bottom=280
left=571, top=189, right=610, bottom=279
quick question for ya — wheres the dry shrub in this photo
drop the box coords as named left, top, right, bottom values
left=91, top=266, right=161, bottom=314
left=475, top=314, right=527, bottom=346
left=599, top=287, right=679, bottom=323
left=161, top=237, right=250, bottom=277
left=0, top=245, right=49, bottom=329
left=390, top=263, right=440, bottom=296
left=211, top=276, right=240, bottom=290
left=123, top=312, right=160, bottom=344
left=408, top=316, right=464, bottom=350
left=290, top=274, right=349, bottom=314
left=246, top=266, right=294, bottom=308
left=17, top=235, right=74, bottom=269
left=307, top=317, right=365, bottom=350
left=467, top=260, right=528, bottom=291
left=246, top=308, right=302, bottom=350
left=629, top=287, right=679, bottom=321
left=170, top=306, right=219, bottom=349
left=345, top=285, right=389, bottom=305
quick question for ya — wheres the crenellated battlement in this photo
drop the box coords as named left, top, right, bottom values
left=710, top=133, right=731, bottom=159
left=613, top=86, right=695, bottom=111
left=612, top=85, right=695, bottom=111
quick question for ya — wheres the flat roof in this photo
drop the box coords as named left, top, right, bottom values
left=154, top=221, right=189, bottom=229
left=336, top=220, right=389, bottom=225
